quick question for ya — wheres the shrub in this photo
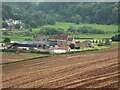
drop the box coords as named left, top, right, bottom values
left=77, top=26, right=105, bottom=34
left=3, top=38, right=11, bottom=43
left=41, top=26, right=64, bottom=35
left=67, top=26, right=77, bottom=33
left=75, top=46, right=80, bottom=49
left=69, top=44, right=75, bottom=49
left=98, top=42, right=104, bottom=46
left=14, top=24, right=21, bottom=29
left=111, top=34, right=120, bottom=41
left=2, top=31, right=9, bottom=35
left=1, top=49, right=17, bottom=52
left=2, top=21, right=8, bottom=28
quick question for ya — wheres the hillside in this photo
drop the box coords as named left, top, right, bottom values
left=2, top=2, right=118, bottom=28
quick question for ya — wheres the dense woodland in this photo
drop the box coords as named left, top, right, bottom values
left=2, top=2, right=119, bottom=28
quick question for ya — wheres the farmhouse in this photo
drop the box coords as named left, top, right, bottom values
left=48, top=35, right=75, bottom=46
left=5, top=19, right=22, bottom=26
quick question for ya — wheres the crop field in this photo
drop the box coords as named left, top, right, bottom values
left=1, top=52, right=48, bottom=63
left=2, top=44, right=119, bottom=88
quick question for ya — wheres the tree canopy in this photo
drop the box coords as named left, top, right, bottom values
left=2, top=2, right=118, bottom=27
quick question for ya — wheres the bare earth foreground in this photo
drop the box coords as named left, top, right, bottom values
left=2, top=47, right=119, bottom=89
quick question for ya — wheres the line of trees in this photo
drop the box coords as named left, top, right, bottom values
left=111, top=34, right=120, bottom=41
left=67, top=26, right=106, bottom=34
left=40, top=26, right=64, bottom=35
left=38, top=26, right=107, bottom=35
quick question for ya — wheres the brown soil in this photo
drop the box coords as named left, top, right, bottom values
left=2, top=47, right=119, bottom=89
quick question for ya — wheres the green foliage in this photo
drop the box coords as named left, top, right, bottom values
left=14, top=24, right=21, bottom=29
left=41, top=26, right=64, bottom=35
left=2, top=31, right=9, bottom=35
left=2, top=49, right=17, bottom=52
left=71, top=14, right=82, bottom=24
left=29, top=28, right=32, bottom=32
left=2, top=2, right=118, bottom=26
left=67, top=26, right=77, bottom=33
left=29, top=21, right=37, bottom=28
left=118, top=29, right=120, bottom=33
left=111, top=34, right=120, bottom=41
left=3, top=38, right=11, bottom=43
left=67, top=26, right=105, bottom=34
left=98, top=42, right=104, bottom=46
left=104, top=39, right=112, bottom=46
left=86, top=16, right=91, bottom=23
left=80, top=26, right=105, bottom=34
left=2, top=3, right=14, bottom=19
left=24, top=38, right=32, bottom=41
left=75, top=46, right=80, bottom=49
left=69, top=44, right=75, bottom=49
left=2, top=21, right=8, bottom=28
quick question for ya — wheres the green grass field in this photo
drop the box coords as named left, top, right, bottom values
left=1, top=22, right=118, bottom=42
left=45, top=22, right=118, bottom=32
left=72, top=33, right=116, bottom=39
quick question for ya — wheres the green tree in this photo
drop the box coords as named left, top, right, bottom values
left=85, top=16, right=91, bottom=23
left=14, top=24, right=21, bottom=29
left=2, top=21, right=8, bottom=28
left=105, top=39, right=111, bottom=46
left=81, top=26, right=88, bottom=34
left=2, top=3, right=14, bottom=19
left=45, top=15, right=56, bottom=25
left=2, top=31, right=9, bottom=35
left=67, top=26, right=77, bottom=33
left=2, top=2, right=118, bottom=25
left=111, top=34, right=120, bottom=41
left=71, top=14, right=82, bottom=24
left=30, top=21, right=37, bottom=28
left=3, top=38, right=11, bottom=43
left=69, top=43, right=75, bottom=49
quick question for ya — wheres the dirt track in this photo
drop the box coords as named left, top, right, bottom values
left=2, top=47, right=119, bottom=88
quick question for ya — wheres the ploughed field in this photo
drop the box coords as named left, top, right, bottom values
left=1, top=52, right=47, bottom=63
left=2, top=47, right=119, bottom=88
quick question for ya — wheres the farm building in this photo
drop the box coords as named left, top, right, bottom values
left=5, top=19, right=22, bottom=26
left=49, top=45, right=69, bottom=54
left=10, top=41, right=57, bottom=50
left=75, top=40, right=93, bottom=49
left=48, top=35, right=75, bottom=46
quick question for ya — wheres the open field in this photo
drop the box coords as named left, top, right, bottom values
left=1, top=52, right=48, bottom=63
left=72, top=34, right=116, bottom=39
left=1, top=22, right=118, bottom=42
left=46, top=22, right=118, bottom=32
left=2, top=44, right=119, bottom=88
